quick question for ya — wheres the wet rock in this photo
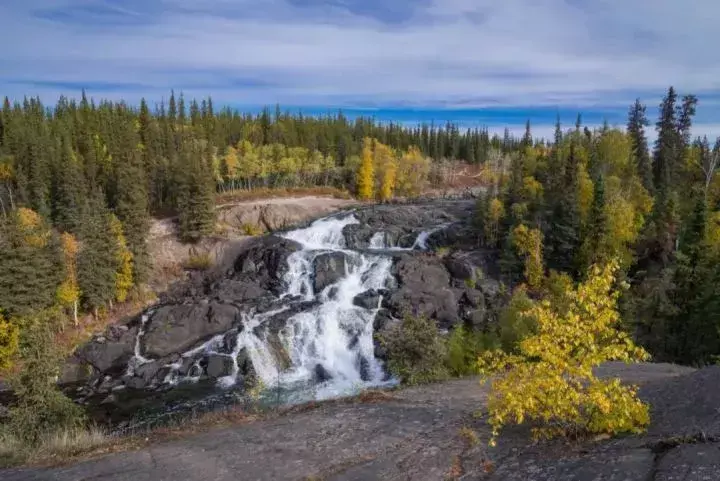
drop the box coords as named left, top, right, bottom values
left=313, top=252, right=348, bottom=292
left=143, top=302, right=239, bottom=358
left=178, top=357, right=195, bottom=376
left=124, top=377, right=146, bottom=390
left=206, top=354, right=235, bottom=379
left=236, top=348, right=255, bottom=378
left=357, top=355, right=371, bottom=382
left=135, top=361, right=162, bottom=384
left=223, top=329, right=240, bottom=353
left=234, top=236, right=302, bottom=293
left=75, top=327, right=138, bottom=375
left=314, top=364, right=332, bottom=383
left=353, top=290, right=382, bottom=310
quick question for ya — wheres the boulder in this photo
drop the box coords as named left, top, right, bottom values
left=135, top=361, right=162, bottom=384
left=75, top=327, right=138, bottom=375
left=314, top=364, right=332, bottom=383
left=236, top=348, right=255, bottom=378
left=143, top=303, right=239, bottom=358
left=206, top=354, right=235, bottom=379
left=357, top=355, right=371, bottom=382
left=386, top=288, right=459, bottom=328
left=392, top=253, right=451, bottom=289
left=353, top=290, right=382, bottom=310
left=59, top=355, right=96, bottom=386
left=213, top=279, right=269, bottom=304
left=313, top=252, right=348, bottom=292
left=234, top=236, right=302, bottom=292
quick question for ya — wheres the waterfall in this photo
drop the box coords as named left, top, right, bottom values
left=127, top=213, right=429, bottom=402
left=274, top=214, right=393, bottom=399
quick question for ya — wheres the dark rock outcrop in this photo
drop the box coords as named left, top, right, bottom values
left=387, top=254, right=459, bottom=327
left=143, top=303, right=239, bottom=358
left=206, top=354, right=235, bottom=379
left=234, top=236, right=302, bottom=293
left=314, top=364, right=332, bottom=382
left=75, top=327, right=137, bottom=375
left=353, top=289, right=383, bottom=310
left=313, top=251, right=348, bottom=292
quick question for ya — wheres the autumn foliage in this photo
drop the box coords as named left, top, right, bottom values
left=478, top=261, right=650, bottom=444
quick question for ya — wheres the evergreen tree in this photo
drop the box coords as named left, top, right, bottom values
left=177, top=141, right=216, bottom=242
left=112, top=121, right=150, bottom=284
left=76, top=192, right=118, bottom=311
left=627, top=99, right=653, bottom=193
left=0, top=208, right=63, bottom=318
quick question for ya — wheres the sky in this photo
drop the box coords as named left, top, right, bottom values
left=1, top=0, right=720, bottom=140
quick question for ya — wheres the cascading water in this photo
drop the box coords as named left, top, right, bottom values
left=123, top=213, right=438, bottom=404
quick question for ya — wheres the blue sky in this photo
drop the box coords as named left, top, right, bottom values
left=2, top=0, right=720, bottom=140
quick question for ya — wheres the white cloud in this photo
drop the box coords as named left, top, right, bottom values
left=0, top=0, right=718, bottom=134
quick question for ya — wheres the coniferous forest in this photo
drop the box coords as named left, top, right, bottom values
left=1, top=87, right=720, bottom=454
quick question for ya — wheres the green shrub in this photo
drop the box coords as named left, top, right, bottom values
left=445, top=324, right=498, bottom=377
left=498, top=286, right=536, bottom=352
left=184, top=252, right=213, bottom=270
left=378, top=315, right=449, bottom=385
left=4, top=316, right=85, bottom=447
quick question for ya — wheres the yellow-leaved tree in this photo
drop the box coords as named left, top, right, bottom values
left=396, top=146, right=430, bottom=197
left=56, top=232, right=81, bottom=325
left=374, top=140, right=397, bottom=202
left=478, top=261, right=650, bottom=445
left=484, top=198, right=506, bottom=246
left=357, top=138, right=375, bottom=200
left=512, top=224, right=544, bottom=288
left=110, top=215, right=134, bottom=303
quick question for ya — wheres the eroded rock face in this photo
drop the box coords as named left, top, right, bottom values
left=143, top=303, right=240, bottom=358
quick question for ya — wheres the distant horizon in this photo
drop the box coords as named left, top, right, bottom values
left=5, top=89, right=719, bottom=143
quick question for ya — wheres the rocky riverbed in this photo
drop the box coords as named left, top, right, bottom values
left=59, top=200, right=506, bottom=427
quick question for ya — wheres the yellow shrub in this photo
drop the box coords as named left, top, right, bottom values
left=0, top=313, right=19, bottom=372
left=241, top=223, right=264, bottom=236
left=478, top=261, right=650, bottom=444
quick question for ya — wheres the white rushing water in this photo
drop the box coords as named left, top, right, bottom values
left=128, top=213, right=443, bottom=402
left=274, top=214, right=394, bottom=399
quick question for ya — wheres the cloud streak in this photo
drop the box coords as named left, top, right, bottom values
left=0, top=0, right=718, bottom=136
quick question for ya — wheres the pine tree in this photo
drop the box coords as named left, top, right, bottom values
left=52, top=133, right=85, bottom=233
left=653, top=87, right=678, bottom=194
left=76, top=192, right=118, bottom=311
left=627, top=99, right=653, bottom=193
left=177, top=141, right=216, bottom=242
left=112, top=121, right=150, bottom=284
left=0, top=208, right=63, bottom=318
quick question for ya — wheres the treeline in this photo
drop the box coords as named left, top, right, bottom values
left=474, top=87, right=720, bottom=366
left=0, top=91, right=520, bottom=370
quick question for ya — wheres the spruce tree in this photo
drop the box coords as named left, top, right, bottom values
left=0, top=209, right=63, bottom=318
left=112, top=121, right=150, bottom=284
left=177, top=141, right=216, bottom=242
left=76, top=192, right=118, bottom=311
left=627, top=99, right=653, bottom=193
